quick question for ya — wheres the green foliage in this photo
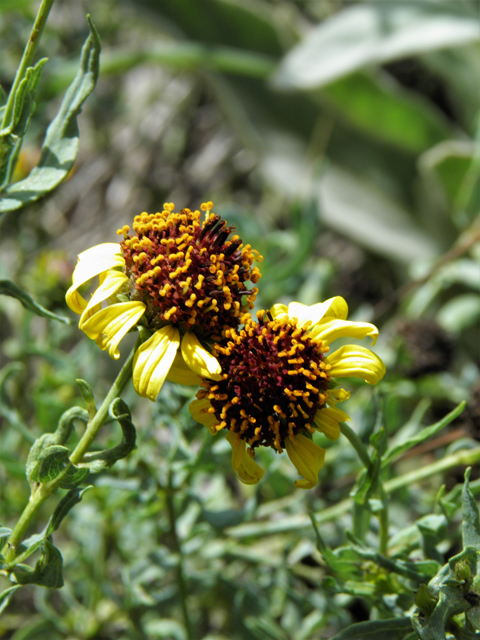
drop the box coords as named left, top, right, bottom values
left=1, top=0, right=480, bottom=638
left=0, top=15, right=100, bottom=214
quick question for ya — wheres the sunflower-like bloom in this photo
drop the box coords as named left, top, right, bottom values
left=189, top=297, right=385, bottom=489
left=66, top=202, right=262, bottom=400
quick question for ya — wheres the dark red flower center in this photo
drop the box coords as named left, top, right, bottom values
left=198, top=311, right=330, bottom=451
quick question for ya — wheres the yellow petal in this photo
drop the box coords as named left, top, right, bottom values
left=80, top=269, right=128, bottom=318
left=313, top=407, right=350, bottom=440
left=269, top=304, right=288, bottom=320
left=326, top=388, right=350, bottom=406
left=285, top=434, right=326, bottom=489
left=286, top=296, right=349, bottom=329
left=326, top=345, right=386, bottom=385
left=167, top=351, right=203, bottom=386
left=181, top=331, right=222, bottom=380
left=311, top=318, right=379, bottom=346
left=226, top=432, right=264, bottom=485
left=66, top=243, right=125, bottom=315
left=80, top=301, right=145, bottom=359
left=133, top=325, right=180, bottom=401
left=189, top=398, right=218, bottom=431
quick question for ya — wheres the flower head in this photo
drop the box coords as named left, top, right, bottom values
left=66, top=202, right=262, bottom=400
left=190, top=297, right=385, bottom=489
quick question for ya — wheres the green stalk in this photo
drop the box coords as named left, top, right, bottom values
left=1, top=0, right=55, bottom=129
left=2, top=347, right=135, bottom=562
left=166, top=471, right=193, bottom=640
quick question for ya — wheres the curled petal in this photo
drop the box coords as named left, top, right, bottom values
left=189, top=398, right=218, bottom=431
left=80, top=270, right=128, bottom=317
left=285, top=434, right=326, bottom=489
left=167, top=351, right=202, bottom=386
left=313, top=407, right=350, bottom=440
left=286, top=296, right=348, bottom=329
left=66, top=243, right=125, bottom=315
left=311, top=318, right=379, bottom=346
left=181, top=331, right=222, bottom=380
left=326, top=388, right=351, bottom=406
left=226, top=432, right=264, bottom=485
left=80, top=301, right=145, bottom=359
left=326, top=345, right=386, bottom=385
left=133, top=325, right=180, bottom=401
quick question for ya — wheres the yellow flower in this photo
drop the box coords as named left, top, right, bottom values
left=189, top=297, right=385, bottom=489
left=66, top=202, right=262, bottom=401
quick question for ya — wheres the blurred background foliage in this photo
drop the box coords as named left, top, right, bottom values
left=0, top=0, right=480, bottom=638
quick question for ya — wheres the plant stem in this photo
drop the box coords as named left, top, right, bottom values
left=2, top=347, right=135, bottom=562
left=165, top=471, right=193, bottom=640
left=340, top=422, right=371, bottom=468
left=1, top=0, right=55, bottom=129
left=69, top=346, right=136, bottom=465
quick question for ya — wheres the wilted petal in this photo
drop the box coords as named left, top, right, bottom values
left=226, top=432, right=264, bottom=485
left=313, top=407, right=350, bottom=440
left=133, top=325, right=180, bottom=401
left=80, top=301, right=145, bottom=359
left=285, top=434, right=326, bottom=489
left=181, top=331, right=222, bottom=380
left=189, top=398, right=218, bottom=430
left=80, top=269, right=128, bottom=317
left=326, top=345, right=386, bottom=385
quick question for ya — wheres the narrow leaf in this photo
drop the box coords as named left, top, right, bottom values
left=330, top=617, right=413, bottom=640
left=0, top=585, right=21, bottom=615
left=76, top=379, right=96, bottom=419
left=0, top=279, right=71, bottom=323
left=14, top=539, right=64, bottom=588
left=462, top=468, right=480, bottom=551
left=0, top=16, right=101, bottom=214
left=382, top=401, right=466, bottom=468
left=46, top=486, right=92, bottom=537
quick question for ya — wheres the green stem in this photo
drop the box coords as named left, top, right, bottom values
left=165, top=471, right=193, bottom=640
left=2, top=347, right=135, bottom=562
left=340, top=422, right=371, bottom=468
left=1, top=0, right=55, bottom=129
left=69, top=345, right=136, bottom=465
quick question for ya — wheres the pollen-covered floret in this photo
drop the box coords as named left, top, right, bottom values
left=117, top=202, right=262, bottom=338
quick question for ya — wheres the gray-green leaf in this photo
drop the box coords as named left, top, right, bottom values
left=0, top=279, right=71, bottom=324
left=0, top=16, right=101, bottom=214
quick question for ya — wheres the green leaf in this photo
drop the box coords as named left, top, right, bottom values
left=382, top=401, right=466, bottom=468
left=14, top=539, right=64, bottom=588
left=46, top=486, right=92, bottom=537
left=0, top=58, right=47, bottom=187
left=0, top=585, right=21, bottom=615
left=76, top=379, right=97, bottom=419
left=34, top=445, right=70, bottom=483
left=463, top=468, right=480, bottom=552
left=55, top=406, right=89, bottom=445
left=274, top=2, right=480, bottom=88
left=417, top=514, right=448, bottom=563
left=81, top=398, right=136, bottom=471
left=0, top=279, right=71, bottom=323
left=0, top=16, right=101, bottom=214
left=329, top=617, right=413, bottom=640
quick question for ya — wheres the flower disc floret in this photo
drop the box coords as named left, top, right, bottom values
left=202, top=311, right=330, bottom=451
left=119, top=202, right=261, bottom=337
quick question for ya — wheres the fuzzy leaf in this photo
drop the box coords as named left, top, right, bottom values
left=46, top=486, right=92, bottom=537
left=76, top=379, right=96, bottom=419
left=0, top=16, right=101, bottom=214
left=463, top=468, right=480, bottom=552
left=14, top=539, right=64, bottom=588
